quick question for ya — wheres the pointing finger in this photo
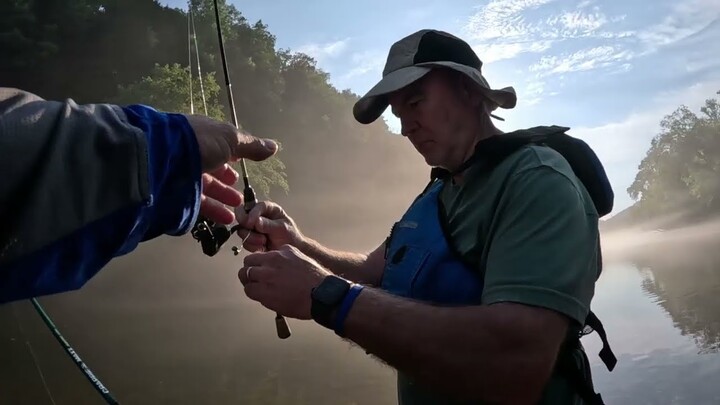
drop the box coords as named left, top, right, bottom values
left=232, top=128, right=279, bottom=162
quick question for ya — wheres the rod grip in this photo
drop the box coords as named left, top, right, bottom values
left=275, top=313, right=291, bottom=339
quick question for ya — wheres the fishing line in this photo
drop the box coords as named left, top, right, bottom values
left=188, top=2, right=208, bottom=115
left=30, top=298, right=119, bottom=405
left=187, top=8, right=194, bottom=115
left=11, top=303, right=57, bottom=405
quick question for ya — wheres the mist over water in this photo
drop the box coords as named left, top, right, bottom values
left=3, top=150, right=720, bottom=404
left=4, top=177, right=720, bottom=404
left=0, top=154, right=431, bottom=405
left=585, top=220, right=720, bottom=404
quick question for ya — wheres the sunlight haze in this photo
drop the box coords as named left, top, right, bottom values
left=161, top=0, right=720, bottom=214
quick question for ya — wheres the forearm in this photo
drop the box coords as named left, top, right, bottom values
left=0, top=88, right=202, bottom=302
left=296, top=237, right=380, bottom=285
left=341, top=287, right=563, bottom=403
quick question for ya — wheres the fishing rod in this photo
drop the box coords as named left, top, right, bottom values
left=190, top=0, right=291, bottom=340
left=29, top=298, right=119, bottom=405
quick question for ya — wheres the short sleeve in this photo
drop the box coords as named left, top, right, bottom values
left=481, top=165, right=600, bottom=325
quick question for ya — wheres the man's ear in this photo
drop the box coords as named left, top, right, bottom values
left=457, top=75, right=486, bottom=109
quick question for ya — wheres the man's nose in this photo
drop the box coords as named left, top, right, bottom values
left=400, top=117, right=418, bottom=137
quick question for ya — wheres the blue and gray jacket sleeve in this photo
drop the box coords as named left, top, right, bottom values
left=0, top=87, right=202, bottom=303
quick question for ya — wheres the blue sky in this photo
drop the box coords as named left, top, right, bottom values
left=164, top=0, right=720, bottom=215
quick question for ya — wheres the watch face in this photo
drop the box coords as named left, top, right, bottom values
left=314, top=276, right=350, bottom=305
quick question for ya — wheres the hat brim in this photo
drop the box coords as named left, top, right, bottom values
left=352, top=61, right=517, bottom=125
left=352, top=66, right=433, bottom=125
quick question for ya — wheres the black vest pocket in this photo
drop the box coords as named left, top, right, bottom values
left=380, top=244, right=430, bottom=297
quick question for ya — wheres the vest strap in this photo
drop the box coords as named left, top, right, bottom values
left=585, top=311, right=617, bottom=372
left=555, top=348, right=606, bottom=405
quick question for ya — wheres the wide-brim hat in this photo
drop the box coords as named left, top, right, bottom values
left=353, top=29, right=517, bottom=125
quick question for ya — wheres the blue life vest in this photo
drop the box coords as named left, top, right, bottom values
left=378, top=130, right=618, bottom=405
left=381, top=180, right=482, bottom=304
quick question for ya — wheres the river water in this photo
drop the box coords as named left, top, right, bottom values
left=585, top=230, right=720, bottom=404
left=1, top=227, right=720, bottom=404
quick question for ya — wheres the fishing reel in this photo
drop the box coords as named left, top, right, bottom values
left=191, top=217, right=242, bottom=257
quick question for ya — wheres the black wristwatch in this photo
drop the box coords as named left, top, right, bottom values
left=311, top=275, right=352, bottom=329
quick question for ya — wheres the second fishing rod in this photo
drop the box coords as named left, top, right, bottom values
left=211, top=0, right=291, bottom=340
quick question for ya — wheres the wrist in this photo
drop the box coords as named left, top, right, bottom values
left=294, top=234, right=316, bottom=256
left=333, top=283, right=364, bottom=337
left=121, top=105, right=202, bottom=237
left=311, top=275, right=356, bottom=331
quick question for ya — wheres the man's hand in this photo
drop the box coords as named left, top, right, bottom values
left=185, top=114, right=278, bottom=225
left=199, top=164, right=242, bottom=225
left=234, top=201, right=304, bottom=251
left=238, top=245, right=332, bottom=319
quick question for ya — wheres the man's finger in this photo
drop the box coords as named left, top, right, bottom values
left=246, top=203, right=265, bottom=228
left=243, top=283, right=275, bottom=307
left=209, top=164, right=239, bottom=186
left=202, top=174, right=242, bottom=207
left=199, top=196, right=235, bottom=224
left=240, top=264, right=274, bottom=283
left=243, top=251, right=276, bottom=267
left=235, top=205, right=250, bottom=227
left=236, top=228, right=250, bottom=240
left=245, top=201, right=285, bottom=228
left=242, top=232, right=267, bottom=249
left=233, top=129, right=278, bottom=162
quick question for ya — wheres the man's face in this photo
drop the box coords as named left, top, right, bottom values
left=388, top=70, right=477, bottom=169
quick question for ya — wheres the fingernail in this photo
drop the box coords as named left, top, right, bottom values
left=262, top=139, right=278, bottom=152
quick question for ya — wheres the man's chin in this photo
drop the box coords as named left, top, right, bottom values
left=422, top=153, right=443, bottom=168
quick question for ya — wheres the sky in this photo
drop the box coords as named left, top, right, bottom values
left=163, top=0, right=720, bottom=215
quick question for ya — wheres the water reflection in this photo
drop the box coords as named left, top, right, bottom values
left=634, top=242, right=720, bottom=354
left=586, top=232, right=720, bottom=404
left=3, top=224, right=720, bottom=404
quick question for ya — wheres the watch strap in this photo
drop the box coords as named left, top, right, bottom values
left=311, top=276, right=351, bottom=329
left=333, top=284, right=364, bottom=337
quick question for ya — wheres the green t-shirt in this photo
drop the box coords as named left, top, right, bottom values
left=397, top=139, right=601, bottom=404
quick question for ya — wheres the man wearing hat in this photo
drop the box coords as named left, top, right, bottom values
left=235, top=29, right=614, bottom=404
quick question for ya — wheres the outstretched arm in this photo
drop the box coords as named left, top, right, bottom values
left=0, top=87, right=276, bottom=304
left=0, top=88, right=202, bottom=303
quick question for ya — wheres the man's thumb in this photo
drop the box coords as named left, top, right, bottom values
left=255, top=217, right=275, bottom=234
left=233, top=131, right=278, bottom=161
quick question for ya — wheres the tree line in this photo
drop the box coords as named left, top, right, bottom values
left=2, top=0, right=716, bottom=234
left=614, top=90, right=720, bottom=228
left=0, top=0, right=427, bottom=246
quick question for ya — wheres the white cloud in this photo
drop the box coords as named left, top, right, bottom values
left=570, top=79, right=720, bottom=213
left=529, top=45, right=634, bottom=76
left=296, top=39, right=350, bottom=61
left=340, top=51, right=387, bottom=80
left=523, top=80, right=546, bottom=105
left=473, top=40, right=553, bottom=63
left=465, top=0, right=557, bottom=42
left=638, top=0, right=720, bottom=51
left=461, top=0, right=630, bottom=76
left=548, top=10, right=608, bottom=32
left=460, top=0, right=715, bottom=105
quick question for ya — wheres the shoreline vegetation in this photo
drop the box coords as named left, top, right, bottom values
left=2, top=1, right=717, bottom=241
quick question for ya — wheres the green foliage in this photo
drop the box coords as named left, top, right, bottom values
left=114, top=63, right=224, bottom=119
left=0, top=0, right=423, bottom=234
left=628, top=90, right=720, bottom=221
left=112, top=62, right=288, bottom=199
